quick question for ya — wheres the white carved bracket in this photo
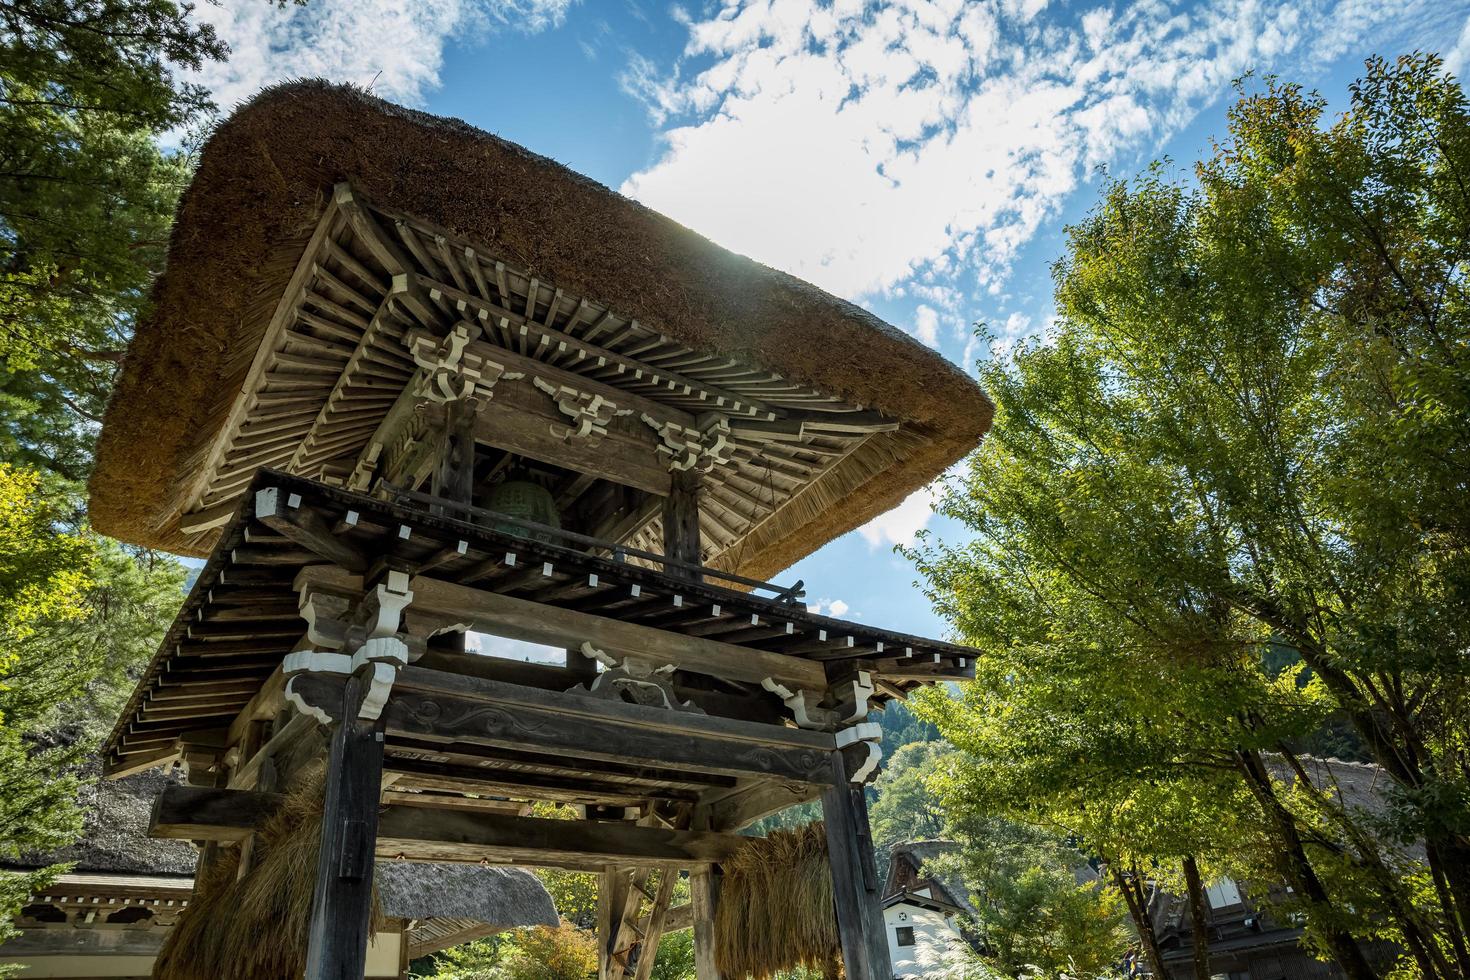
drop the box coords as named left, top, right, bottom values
left=283, top=651, right=352, bottom=724
left=533, top=377, right=631, bottom=443
left=761, top=677, right=839, bottom=730
left=362, top=570, right=414, bottom=639
left=284, top=570, right=414, bottom=723
left=836, top=721, right=884, bottom=784
left=835, top=669, right=876, bottom=724
left=299, top=589, right=351, bottom=650
left=407, top=324, right=522, bottom=403
left=641, top=413, right=733, bottom=473
left=351, top=636, right=410, bottom=721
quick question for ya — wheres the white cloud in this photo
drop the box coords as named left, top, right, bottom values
left=188, top=0, right=575, bottom=111
left=858, top=483, right=940, bottom=549
left=1448, top=15, right=1470, bottom=78
left=811, top=597, right=851, bottom=617
left=621, top=0, right=1435, bottom=303
left=911, top=304, right=941, bottom=348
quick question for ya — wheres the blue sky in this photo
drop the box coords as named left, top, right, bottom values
left=184, top=0, right=1469, bottom=644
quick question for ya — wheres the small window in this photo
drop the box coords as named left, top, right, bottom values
left=895, top=926, right=916, bottom=947
left=1206, top=879, right=1243, bottom=909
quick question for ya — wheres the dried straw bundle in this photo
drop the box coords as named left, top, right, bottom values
left=153, top=767, right=382, bottom=979
left=715, top=822, right=840, bottom=979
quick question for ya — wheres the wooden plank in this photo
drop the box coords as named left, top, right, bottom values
left=690, top=870, right=722, bottom=980
left=820, top=755, right=889, bottom=980
left=633, top=870, right=679, bottom=980
left=407, top=577, right=825, bottom=690
left=466, top=337, right=697, bottom=431
left=229, top=711, right=320, bottom=791
left=254, top=488, right=367, bottom=571
left=288, top=669, right=833, bottom=785
left=473, top=376, right=672, bottom=496
left=389, top=664, right=831, bottom=752
left=436, top=397, right=476, bottom=504
left=697, top=779, right=823, bottom=832
left=149, top=785, right=285, bottom=841
left=305, top=670, right=387, bottom=980
left=423, top=276, right=776, bottom=420
left=105, top=745, right=181, bottom=779
left=374, top=808, right=747, bottom=869
left=662, top=469, right=702, bottom=580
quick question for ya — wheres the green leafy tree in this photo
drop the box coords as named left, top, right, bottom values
left=908, top=53, right=1470, bottom=980
left=0, top=465, right=94, bottom=935
left=1, top=0, right=224, bottom=477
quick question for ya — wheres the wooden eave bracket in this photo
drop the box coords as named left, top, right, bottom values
left=406, top=323, right=523, bottom=404
left=836, top=721, right=883, bottom=784
left=533, top=376, right=631, bottom=443
left=576, top=642, right=704, bottom=714
left=641, top=413, right=733, bottom=473
left=284, top=568, right=415, bottom=724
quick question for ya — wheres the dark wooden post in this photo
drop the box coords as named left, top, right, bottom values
left=662, top=469, right=702, bottom=580
left=690, top=867, right=724, bottom=980
left=436, top=398, right=477, bottom=507
left=820, top=754, right=889, bottom=980
left=304, top=670, right=386, bottom=980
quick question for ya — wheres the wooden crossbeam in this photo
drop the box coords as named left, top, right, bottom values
left=377, top=808, right=748, bottom=870
left=287, top=668, right=838, bottom=785
left=150, top=785, right=284, bottom=842
left=407, top=577, right=825, bottom=690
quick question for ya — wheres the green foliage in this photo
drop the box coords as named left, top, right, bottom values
left=907, top=53, right=1470, bottom=977
left=535, top=868, right=599, bottom=931
left=425, top=924, right=598, bottom=980
left=0, top=465, right=184, bottom=938
left=0, top=465, right=93, bottom=936
left=1, top=0, right=223, bottom=477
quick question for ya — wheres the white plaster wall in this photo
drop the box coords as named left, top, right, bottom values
left=885, top=902, right=962, bottom=977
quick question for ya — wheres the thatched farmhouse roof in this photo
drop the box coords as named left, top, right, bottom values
left=89, top=80, right=992, bottom=579
left=14, top=767, right=197, bottom=877
left=5, top=768, right=558, bottom=967
left=376, top=862, right=558, bottom=928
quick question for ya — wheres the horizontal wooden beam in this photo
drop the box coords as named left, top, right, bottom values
left=375, top=806, right=749, bottom=870
left=408, top=576, right=825, bottom=691
left=473, top=376, right=672, bottom=496
left=254, top=487, right=368, bottom=571
left=150, top=784, right=285, bottom=841
left=147, top=785, right=750, bottom=871
left=287, top=668, right=838, bottom=785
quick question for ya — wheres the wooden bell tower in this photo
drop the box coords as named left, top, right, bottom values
left=89, top=84, right=991, bottom=980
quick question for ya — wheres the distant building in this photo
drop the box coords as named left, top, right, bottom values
left=0, top=767, right=560, bottom=978
left=881, top=841, right=976, bottom=977
left=1149, top=759, right=1409, bottom=980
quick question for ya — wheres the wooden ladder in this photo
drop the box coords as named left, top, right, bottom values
left=601, top=807, right=689, bottom=980
left=604, top=868, right=679, bottom=980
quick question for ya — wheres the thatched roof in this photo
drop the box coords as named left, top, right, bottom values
left=88, top=80, right=992, bottom=578
left=887, top=840, right=973, bottom=912
left=377, top=862, right=557, bottom=928
left=13, top=767, right=555, bottom=934
left=13, top=768, right=196, bottom=877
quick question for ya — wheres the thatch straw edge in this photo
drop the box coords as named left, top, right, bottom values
left=716, top=823, right=839, bottom=979
left=89, top=80, right=993, bottom=578
left=153, top=767, right=383, bottom=980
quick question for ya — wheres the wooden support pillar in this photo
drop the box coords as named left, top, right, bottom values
left=436, top=397, right=477, bottom=506
left=820, top=754, right=889, bottom=980
left=662, top=469, right=702, bottom=580
left=304, top=670, right=387, bottom=980
left=599, top=869, right=635, bottom=980
left=690, top=868, right=723, bottom=980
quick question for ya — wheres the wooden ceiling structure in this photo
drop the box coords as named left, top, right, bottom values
left=167, top=183, right=917, bottom=574
left=90, top=84, right=993, bottom=980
